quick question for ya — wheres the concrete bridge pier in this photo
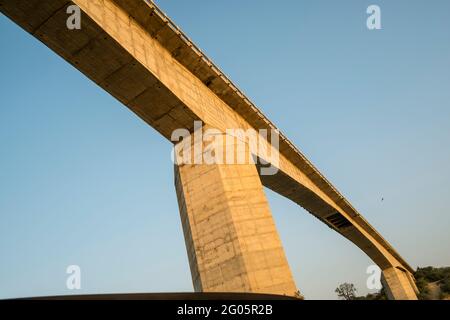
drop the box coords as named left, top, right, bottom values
left=173, top=133, right=298, bottom=296
left=382, top=267, right=419, bottom=300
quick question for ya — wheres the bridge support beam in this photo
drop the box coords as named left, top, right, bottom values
left=174, top=136, right=297, bottom=296
left=382, top=267, right=418, bottom=300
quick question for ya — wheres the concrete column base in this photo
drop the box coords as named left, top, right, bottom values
left=382, top=267, right=418, bottom=300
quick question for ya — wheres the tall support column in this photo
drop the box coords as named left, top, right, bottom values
left=382, top=267, right=418, bottom=300
left=173, top=133, right=298, bottom=296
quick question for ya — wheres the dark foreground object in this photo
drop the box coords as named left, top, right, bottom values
left=17, top=292, right=299, bottom=300
left=2, top=294, right=446, bottom=320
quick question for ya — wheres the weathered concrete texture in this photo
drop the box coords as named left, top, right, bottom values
left=382, top=267, right=419, bottom=300
left=174, top=134, right=297, bottom=296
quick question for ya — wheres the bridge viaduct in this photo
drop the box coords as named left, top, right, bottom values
left=0, top=0, right=418, bottom=299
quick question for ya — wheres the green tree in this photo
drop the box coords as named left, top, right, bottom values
left=335, top=283, right=357, bottom=300
left=414, top=266, right=450, bottom=299
left=440, top=277, right=450, bottom=295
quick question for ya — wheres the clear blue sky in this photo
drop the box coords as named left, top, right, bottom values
left=1, top=0, right=449, bottom=299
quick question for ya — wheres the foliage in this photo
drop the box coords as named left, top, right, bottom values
left=439, top=275, right=450, bottom=298
left=356, top=287, right=387, bottom=300
left=414, top=266, right=450, bottom=299
left=415, top=277, right=430, bottom=300
left=335, top=283, right=357, bottom=300
left=335, top=266, right=450, bottom=300
left=415, top=266, right=450, bottom=283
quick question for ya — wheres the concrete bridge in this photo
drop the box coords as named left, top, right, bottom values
left=0, top=0, right=418, bottom=299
